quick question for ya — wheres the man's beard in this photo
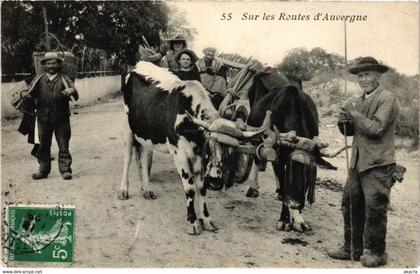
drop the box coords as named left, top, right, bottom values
left=360, top=82, right=378, bottom=94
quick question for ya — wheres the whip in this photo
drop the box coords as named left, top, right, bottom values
left=343, top=20, right=354, bottom=263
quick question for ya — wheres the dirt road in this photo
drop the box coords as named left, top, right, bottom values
left=1, top=98, right=419, bottom=268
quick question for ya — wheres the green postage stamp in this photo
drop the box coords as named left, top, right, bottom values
left=3, top=204, right=75, bottom=263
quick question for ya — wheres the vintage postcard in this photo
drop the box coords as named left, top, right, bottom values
left=1, top=1, right=418, bottom=272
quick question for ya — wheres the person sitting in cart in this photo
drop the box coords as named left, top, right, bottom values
left=196, top=47, right=228, bottom=109
left=19, top=52, right=79, bottom=180
left=160, top=34, right=197, bottom=72
left=171, top=49, right=200, bottom=81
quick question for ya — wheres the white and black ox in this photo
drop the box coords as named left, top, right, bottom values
left=118, top=61, right=264, bottom=235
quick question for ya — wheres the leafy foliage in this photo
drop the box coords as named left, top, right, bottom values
left=1, top=1, right=170, bottom=75
left=166, top=5, right=197, bottom=47
left=277, top=47, right=344, bottom=81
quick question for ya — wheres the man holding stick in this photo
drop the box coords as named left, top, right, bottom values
left=327, top=57, right=400, bottom=267
left=20, top=52, right=79, bottom=180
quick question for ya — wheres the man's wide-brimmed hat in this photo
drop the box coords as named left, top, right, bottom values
left=176, top=49, right=198, bottom=64
left=203, top=47, right=217, bottom=54
left=40, top=52, right=64, bottom=65
left=348, top=56, right=388, bottom=74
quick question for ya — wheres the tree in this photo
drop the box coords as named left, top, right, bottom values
left=1, top=2, right=44, bottom=75
left=1, top=1, right=170, bottom=76
left=276, top=47, right=344, bottom=81
left=165, top=5, right=197, bottom=48
left=276, top=48, right=312, bottom=80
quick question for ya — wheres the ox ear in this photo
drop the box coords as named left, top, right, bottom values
left=286, top=84, right=300, bottom=94
left=185, top=111, right=210, bottom=130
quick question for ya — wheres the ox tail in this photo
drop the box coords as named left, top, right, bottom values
left=284, top=150, right=317, bottom=210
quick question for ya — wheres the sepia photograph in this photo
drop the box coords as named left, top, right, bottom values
left=1, top=1, right=419, bottom=272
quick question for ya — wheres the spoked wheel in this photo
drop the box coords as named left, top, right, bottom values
left=230, top=150, right=253, bottom=184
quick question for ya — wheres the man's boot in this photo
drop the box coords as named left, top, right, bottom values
left=32, top=171, right=48, bottom=180
left=327, top=246, right=362, bottom=261
left=62, top=172, right=72, bottom=180
left=360, top=249, right=388, bottom=267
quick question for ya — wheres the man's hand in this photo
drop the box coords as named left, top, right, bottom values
left=341, top=100, right=358, bottom=117
left=19, top=89, right=31, bottom=99
left=62, top=88, right=75, bottom=96
left=338, top=111, right=351, bottom=123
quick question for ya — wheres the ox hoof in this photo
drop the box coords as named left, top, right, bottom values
left=118, top=191, right=129, bottom=200
left=187, top=221, right=202, bottom=235
left=143, top=191, right=157, bottom=200
left=200, top=218, right=218, bottom=232
left=292, top=222, right=311, bottom=232
left=275, top=189, right=283, bottom=201
left=276, top=221, right=293, bottom=232
left=289, top=209, right=311, bottom=232
left=246, top=187, right=259, bottom=198
left=205, top=177, right=224, bottom=191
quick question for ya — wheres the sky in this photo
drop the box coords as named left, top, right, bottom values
left=171, top=2, right=419, bottom=76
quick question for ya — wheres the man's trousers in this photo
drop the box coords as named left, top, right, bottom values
left=37, top=120, right=72, bottom=175
left=341, top=165, right=395, bottom=255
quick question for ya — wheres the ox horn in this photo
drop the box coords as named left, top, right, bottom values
left=185, top=111, right=211, bottom=130
left=319, top=145, right=352, bottom=158
left=241, top=126, right=268, bottom=138
left=185, top=110, right=270, bottom=140
left=208, top=118, right=267, bottom=139
left=222, top=110, right=271, bottom=139
left=237, top=110, right=271, bottom=139
left=243, top=111, right=272, bottom=132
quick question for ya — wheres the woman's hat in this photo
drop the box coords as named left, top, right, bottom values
left=348, top=56, right=389, bottom=74
left=168, top=34, right=186, bottom=42
left=40, top=52, right=64, bottom=65
left=176, top=49, right=198, bottom=64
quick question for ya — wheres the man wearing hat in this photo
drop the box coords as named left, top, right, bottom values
left=327, top=57, right=400, bottom=267
left=20, top=52, right=79, bottom=180
left=196, top=47, right=225, bottom=75
left=196, top=47, right=228, bottom=109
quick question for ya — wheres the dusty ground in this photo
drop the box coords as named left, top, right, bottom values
left=1, top=97, right=419, bottom=268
